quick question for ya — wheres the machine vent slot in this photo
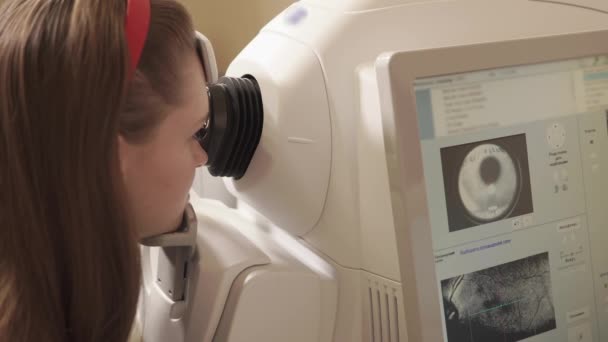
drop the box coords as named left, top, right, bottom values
left=367, top=280, right=402, bottom=342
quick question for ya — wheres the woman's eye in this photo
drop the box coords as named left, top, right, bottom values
left=194, top=117, right=210, bottom=142
left=193, top=129, right=205, bottom=142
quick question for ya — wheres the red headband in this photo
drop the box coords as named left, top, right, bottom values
left=125, top=0, right=151, bottom=78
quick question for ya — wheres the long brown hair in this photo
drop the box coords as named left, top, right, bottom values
left=0, top=0, right=195, bottom=341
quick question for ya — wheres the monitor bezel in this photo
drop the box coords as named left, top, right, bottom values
left=375, top=29, right=608, bottom=341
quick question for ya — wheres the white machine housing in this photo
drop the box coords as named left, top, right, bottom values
left=140, top=0, right=608, bottom=341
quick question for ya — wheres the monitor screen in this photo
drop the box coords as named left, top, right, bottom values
left=415, top=55, right=608, bottom=341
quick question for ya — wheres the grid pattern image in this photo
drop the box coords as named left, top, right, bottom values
left=441, top=252, right=556, bottom=342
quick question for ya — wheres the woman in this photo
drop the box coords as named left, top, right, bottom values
left=0, top=0, right=208, bottom=340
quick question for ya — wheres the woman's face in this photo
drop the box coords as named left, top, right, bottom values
left=119, top=50, right=209, bottom=238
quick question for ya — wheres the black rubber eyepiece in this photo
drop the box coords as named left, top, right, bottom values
left=197, top=75, right=264, bottom=180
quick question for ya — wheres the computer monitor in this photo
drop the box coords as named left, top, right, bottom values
left=377, top=30, right=608, bottom=342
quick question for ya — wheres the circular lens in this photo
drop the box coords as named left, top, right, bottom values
left=202, top=76, right=264, bottom=179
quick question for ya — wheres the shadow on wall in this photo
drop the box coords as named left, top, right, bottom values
left=181, top=0, right=295, bottom=75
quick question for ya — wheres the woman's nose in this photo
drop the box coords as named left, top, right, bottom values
left=194, top=145, right=208, bottom=167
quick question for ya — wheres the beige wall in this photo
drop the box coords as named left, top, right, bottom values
left=181, top=0, right=294, bottom=75
left=0, top=0, right=291, bottom=74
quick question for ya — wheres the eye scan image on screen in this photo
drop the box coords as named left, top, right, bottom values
left=414, top=55, right=608, bottom=341
left=441, top=133, right=534, bottom=232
